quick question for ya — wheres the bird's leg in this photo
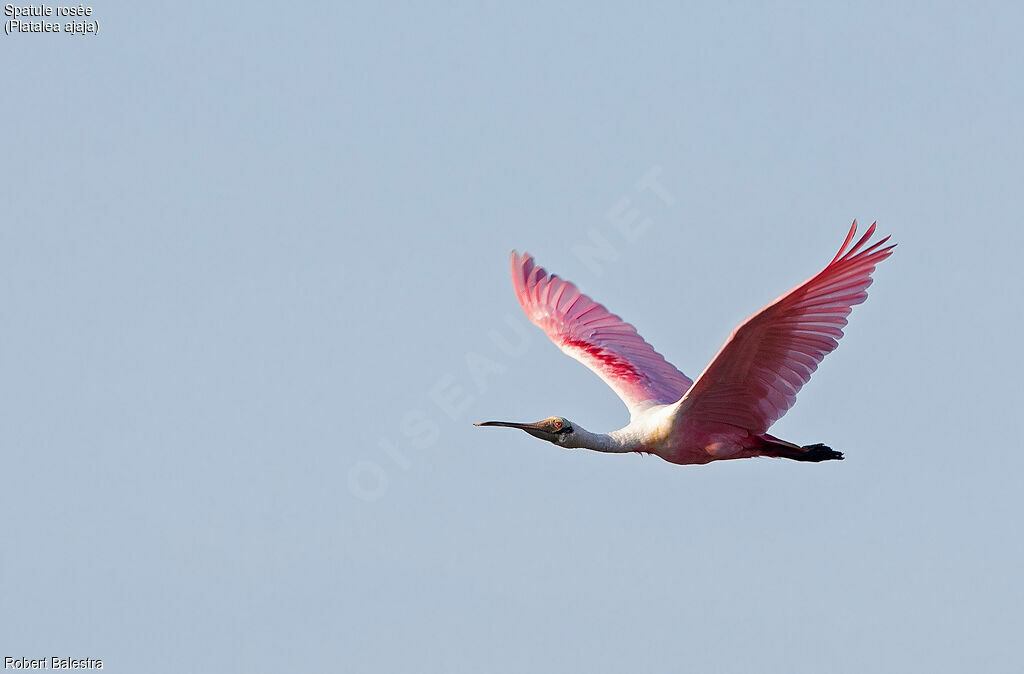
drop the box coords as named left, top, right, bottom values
left=793, top=443, right=844, bottom=461
left=759, top=437, right=844, bottom=462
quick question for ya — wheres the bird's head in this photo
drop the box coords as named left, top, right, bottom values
left=474, top=416, right=575, bottom=446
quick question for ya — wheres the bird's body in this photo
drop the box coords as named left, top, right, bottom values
left=476, top=221, right=895, bottom=466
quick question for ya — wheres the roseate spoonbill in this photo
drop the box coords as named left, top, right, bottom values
left=476, top=221, right=894, bottom=465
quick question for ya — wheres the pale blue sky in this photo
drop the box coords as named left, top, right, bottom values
left=3, top=2, right=1023, bottom=672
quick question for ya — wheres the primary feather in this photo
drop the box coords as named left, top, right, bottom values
left=676, top=221, right=895, bottom=433
left=511, top=251, right=694, bottom=418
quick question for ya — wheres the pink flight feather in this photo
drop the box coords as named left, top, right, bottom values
left=676, top=220, right=896, bottom=435
left=511, top=251, right=694, bottom=416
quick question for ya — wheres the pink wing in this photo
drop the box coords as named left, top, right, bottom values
left=511, top=252, right=694, bottom=416
left=676, top=221, right=895, bottom=434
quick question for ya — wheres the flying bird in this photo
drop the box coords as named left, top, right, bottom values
left=476, top=221, right=894, bottom=465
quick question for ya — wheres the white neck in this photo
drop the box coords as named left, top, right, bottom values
left=566, top=425, right=632, bottom=453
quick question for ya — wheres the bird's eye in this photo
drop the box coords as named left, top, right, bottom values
left=554, top=420, right=562, bottom=429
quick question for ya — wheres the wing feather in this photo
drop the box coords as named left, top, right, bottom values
left=676, top=221, right=895, bottom=434
left=511, top=252, right=693, bottom=416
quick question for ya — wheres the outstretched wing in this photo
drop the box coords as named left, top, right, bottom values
left=676, top=221, right=895, bottom=434
left=511, top=252, right=693, bottom=417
